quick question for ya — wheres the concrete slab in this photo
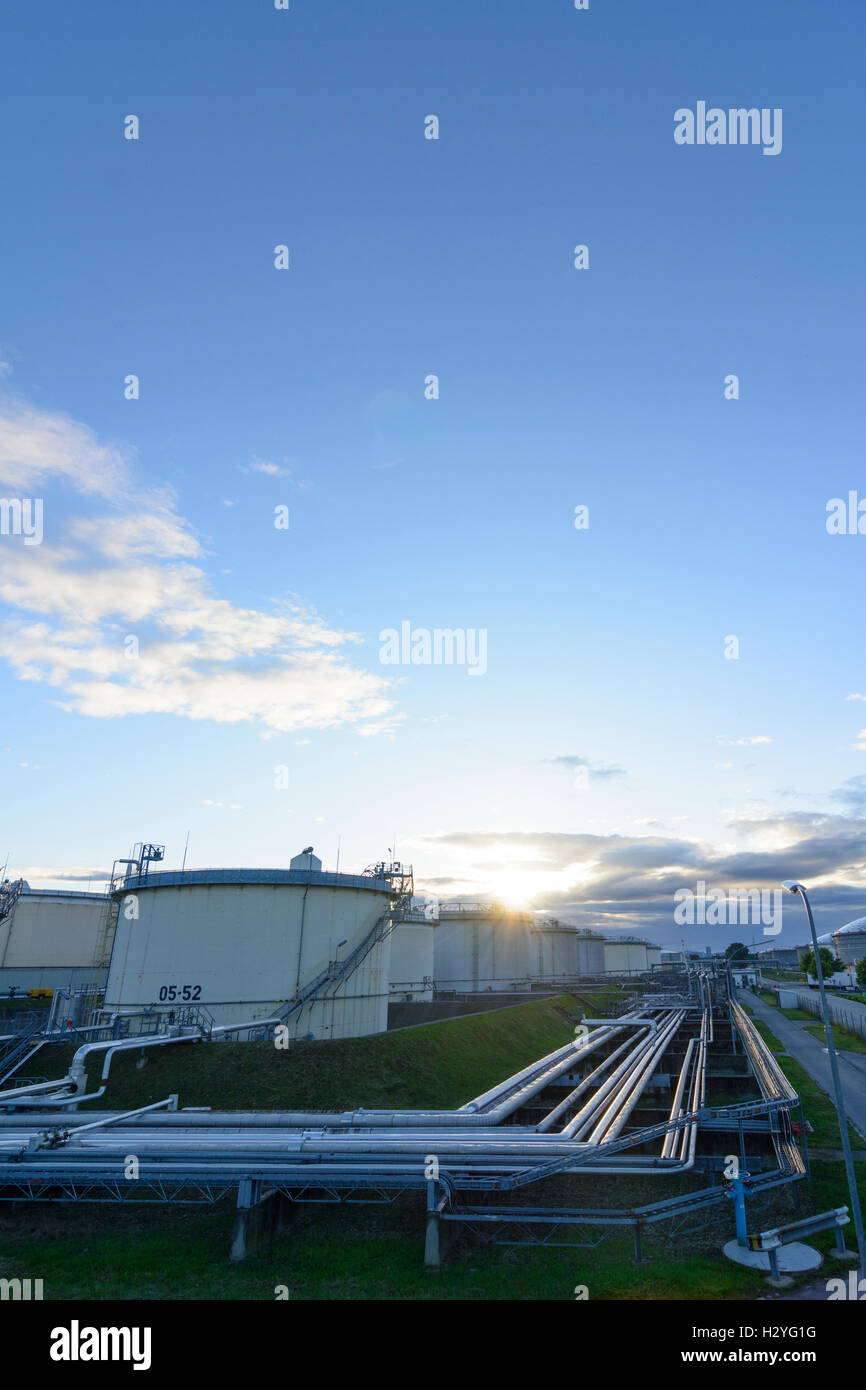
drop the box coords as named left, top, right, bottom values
left=723, top=1240, right=823, bottom=1274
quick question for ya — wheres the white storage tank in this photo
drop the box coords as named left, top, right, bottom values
left=105, top=852, right=401, bottom=1040
left=645, top=943, right=662, bottom=970
left=574, top=930, right=607, bottom=976
left=603, top=937, right=650, bottom=975
left=831, top=917, right=866, bottom=968
left=434, top=903, right=533, bottom=992
left=0, top=882, right=110, bottom=993
left=389, top=908, right=435, bottom=1002
left=531, top=921, right=580, bottom=981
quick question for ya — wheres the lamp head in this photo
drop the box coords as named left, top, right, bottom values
left=781, top=880, right=804, bottom=895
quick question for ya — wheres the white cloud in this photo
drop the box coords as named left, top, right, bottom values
left=716, top=736, right=772, bottom=747
left=245, top=456, right=291, bottom=478
left=19, top=866, right=110, bottom=883
left=68, top=513, right=200, bottom=560
left=0, top=405, right=132, bottom=497
left=0, top=402, right=399, bottom=737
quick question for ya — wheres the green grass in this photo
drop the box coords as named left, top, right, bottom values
left=804, top=1023, right=866, bottom=1055
left=14, top=994, right=589, bottom=1113
left=0, top=1196, right=772, bottom=1301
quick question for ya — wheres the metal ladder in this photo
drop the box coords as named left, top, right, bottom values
left=0, top=878, right=24, bottom=921
left=275, top=905, right=396, bottom=1028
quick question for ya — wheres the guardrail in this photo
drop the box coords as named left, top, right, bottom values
left=746, top=1206, right=850, bottom=1283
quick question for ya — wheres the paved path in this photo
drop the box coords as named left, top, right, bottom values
left=740, top=990, right=866, bottom=1142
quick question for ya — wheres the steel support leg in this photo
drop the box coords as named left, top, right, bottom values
left=424, top=1179, right=447, bottom=1271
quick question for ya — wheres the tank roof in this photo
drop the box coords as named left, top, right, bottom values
left=19, top=886, right=106, bottom=901
left=833, top=917, right=866, bottom=936
left=115, top=867, right=396, bottom=895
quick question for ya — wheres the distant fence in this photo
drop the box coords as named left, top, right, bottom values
left=791, top=989, right=866, bottom=1043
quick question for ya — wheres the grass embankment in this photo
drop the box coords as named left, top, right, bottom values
left=14, top=994, right=589, bottom=1113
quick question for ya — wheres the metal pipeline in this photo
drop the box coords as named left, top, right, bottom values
left=588, top=1010, right=686, bottom=1144
left=534, top=1029, right=651, bottom=1133
left=560, top=1012, right=685, bottom=1140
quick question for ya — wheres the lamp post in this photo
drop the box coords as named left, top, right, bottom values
left=782, top=880, right=866, bottom=1275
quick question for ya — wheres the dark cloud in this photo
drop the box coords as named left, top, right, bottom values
left=422, top=787, right=866, bottom=950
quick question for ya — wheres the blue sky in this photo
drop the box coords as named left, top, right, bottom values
left=1, top=0, right=865, bottom=950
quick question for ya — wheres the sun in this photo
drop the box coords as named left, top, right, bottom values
left=493, top=871, right=540, bottom=910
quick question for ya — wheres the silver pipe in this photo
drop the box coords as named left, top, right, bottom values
left=590, top=1010, right=685, bottom=1144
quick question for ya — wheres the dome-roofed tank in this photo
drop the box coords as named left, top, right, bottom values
left=831, top=916, right=866, bottom=967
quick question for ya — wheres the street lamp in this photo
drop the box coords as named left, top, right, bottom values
left=782, top=880, right=866, bottom=1276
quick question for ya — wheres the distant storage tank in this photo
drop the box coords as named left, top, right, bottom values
left=645, top=943, right=662, bottom=970
left=532, top=921, right=580, bottom=980
left=831, top=917, right=866, bottom=968
left=603, top=937, right=650, bottom=974
left=389, top=908, right=435, bottom=1002
left=574, top=930, right=607, bottom=976
left=105, top=851, right=401, bottom=1039
left=434, top=904, right=534, bottom=992
left=0, top=883, right=109, bottom=992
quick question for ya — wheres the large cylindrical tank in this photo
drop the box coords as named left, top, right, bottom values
left=531, top=921, right=579, bottom=981
left=831, top=917, right=866, bottom=967
left=0, top=886, right=109, bottom=992
left=574, top=931, right=607, bottom=975
left=645, top=944, right=662, bottom=970
left=105, top=865, right=397, bottom=1040
left=433, top=904, right=533, bottom=992
left=603, top=938, right=649, bottom=974
left=389, top=909, right=435, bottom=1001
